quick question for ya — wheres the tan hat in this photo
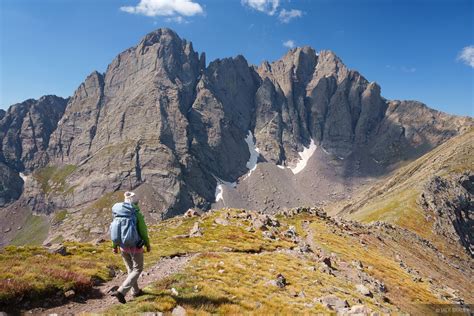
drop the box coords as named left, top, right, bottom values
left=124, top=191, right=138, bottom=204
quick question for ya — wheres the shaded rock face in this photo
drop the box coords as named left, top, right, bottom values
left=0, top=163, right=22, bottom=207
left=1, top=28, right=471, bottom=220
left=420, top=173, right=474, bottom=257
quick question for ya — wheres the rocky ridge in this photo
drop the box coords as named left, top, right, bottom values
left=340, top=128, right=474, bottom=258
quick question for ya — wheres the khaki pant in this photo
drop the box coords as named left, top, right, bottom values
left=118, top=251, right=144, bottom=296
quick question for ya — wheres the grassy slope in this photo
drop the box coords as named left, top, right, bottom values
left=0, top=210, right=291, bottom=309
left=343, top=129, right=473, bottom=241
left=1, top=209, right=471, bottom=314
left=109, top=212, right=472, bottom=315
left=33, top=165, right=77, bottom=195
left=10, top=213, right=49, bottom=246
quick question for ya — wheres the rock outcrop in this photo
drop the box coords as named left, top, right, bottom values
left=420, top=172, right=473, bottom=256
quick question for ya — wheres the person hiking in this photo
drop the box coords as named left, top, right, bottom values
left=109, top=191, right=151, bottom=304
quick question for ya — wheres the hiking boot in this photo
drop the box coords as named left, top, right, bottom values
left=111, top=290, right=126, bottom=304
left=132, top=289, right=145, bottom=298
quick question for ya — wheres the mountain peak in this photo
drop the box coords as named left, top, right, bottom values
left=139, top=27, right=182, bottom=48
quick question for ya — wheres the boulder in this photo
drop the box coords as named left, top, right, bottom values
left=64, top=290, right=75, bottom=299
left=172, top=305, right=186, bottom=316
left=347, top=304, right=371, bottom=315
left=47, top=244, right=67, bottom=256
left=356, top=284, right=372, bottom=297
left=214, top=217, right=230, bottom=226
left=275, top=274, right=287, bottom=288
left=189, top=222, right=202, bottom=237
left=318, top=294, right=349, bottom=310
left=184, top=209, right=201, bottom=217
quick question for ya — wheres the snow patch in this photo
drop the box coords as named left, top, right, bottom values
left=214, top=176, right=236, bottom=203
left=19, top=172, right=28, bottom=182
left=215, top=185, right=224, bottom=202
left=244, top=131, right=261, bottom=178
left=291, top=139, right=317, bottom=174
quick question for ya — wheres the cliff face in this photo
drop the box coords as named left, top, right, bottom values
left=0, top=95, right=68, bottom=206
left=1, top=28, right=471, bottom=222
left=0, top=95, right=68, bottom=171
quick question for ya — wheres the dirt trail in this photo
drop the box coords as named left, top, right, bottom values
left=28, top=254, right=196, bottom=315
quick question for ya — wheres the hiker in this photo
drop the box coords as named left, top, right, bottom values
left=109, top=191, right=151, bottom=304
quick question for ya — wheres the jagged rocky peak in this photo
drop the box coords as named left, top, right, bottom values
left=0, top=95, right=68, bottom=171
left=139, top=27, right=181, bottom=47
left=133, top=27, right=201, bottom=83
left=314, top=50, right=349, bottom=82
left=0, top=109, right=5, bottom=120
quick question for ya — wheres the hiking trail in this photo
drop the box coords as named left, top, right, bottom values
left=30, top=254, right=196, bottom=315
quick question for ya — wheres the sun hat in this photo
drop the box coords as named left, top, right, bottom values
left=124, top=191, right=138, bottom=204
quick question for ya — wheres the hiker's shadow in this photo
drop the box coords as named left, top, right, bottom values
left=72, top=287, right=104, bottom=303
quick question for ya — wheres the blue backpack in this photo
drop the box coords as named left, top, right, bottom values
left=110, top=202, right=141, bottom=248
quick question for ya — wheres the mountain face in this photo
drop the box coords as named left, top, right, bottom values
left=0, top=28, right=472, bottom=245
left=0, top=95, right=68, bottom=206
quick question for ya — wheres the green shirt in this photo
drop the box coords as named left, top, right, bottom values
left=134, top=204, right=150, bottom=248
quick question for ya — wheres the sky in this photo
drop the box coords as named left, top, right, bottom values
left=0, top=0, right=473, bottom=116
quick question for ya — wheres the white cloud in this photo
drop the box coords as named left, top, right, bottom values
left=278, top=9, right=303, bottom=23
left=457, top=45, right=474, bottom=68
left=283, top=40, right=295, bottom=49
left=120, top=0, right=203, bottom=17
left=242, top=0, right=279, bottom=16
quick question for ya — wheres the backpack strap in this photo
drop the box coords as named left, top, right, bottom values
left=122, top=204, right=135, bottom=212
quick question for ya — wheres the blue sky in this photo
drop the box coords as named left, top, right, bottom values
left=1, top=0, right=473, bottom=116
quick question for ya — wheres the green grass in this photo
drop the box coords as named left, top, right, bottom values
left=108, top=252, right=370, bottom=315
left=33, top=165, right=77, bottom=195
left=147, top=211, right=293, bottom=257
left=11, top=213, right=49, bottom=246
left=0, top=242, right=121, bottom=305
left=0, top=209, right=293, bottom=309
left=350, top=189, right=433, bottom=240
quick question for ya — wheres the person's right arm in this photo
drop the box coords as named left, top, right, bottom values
left=135, top=207, right=151, bottom=252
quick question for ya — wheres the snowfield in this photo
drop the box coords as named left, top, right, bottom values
left=290, top=139, right=317, bottom=174
left=214, top=177, right=237, bottom=203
